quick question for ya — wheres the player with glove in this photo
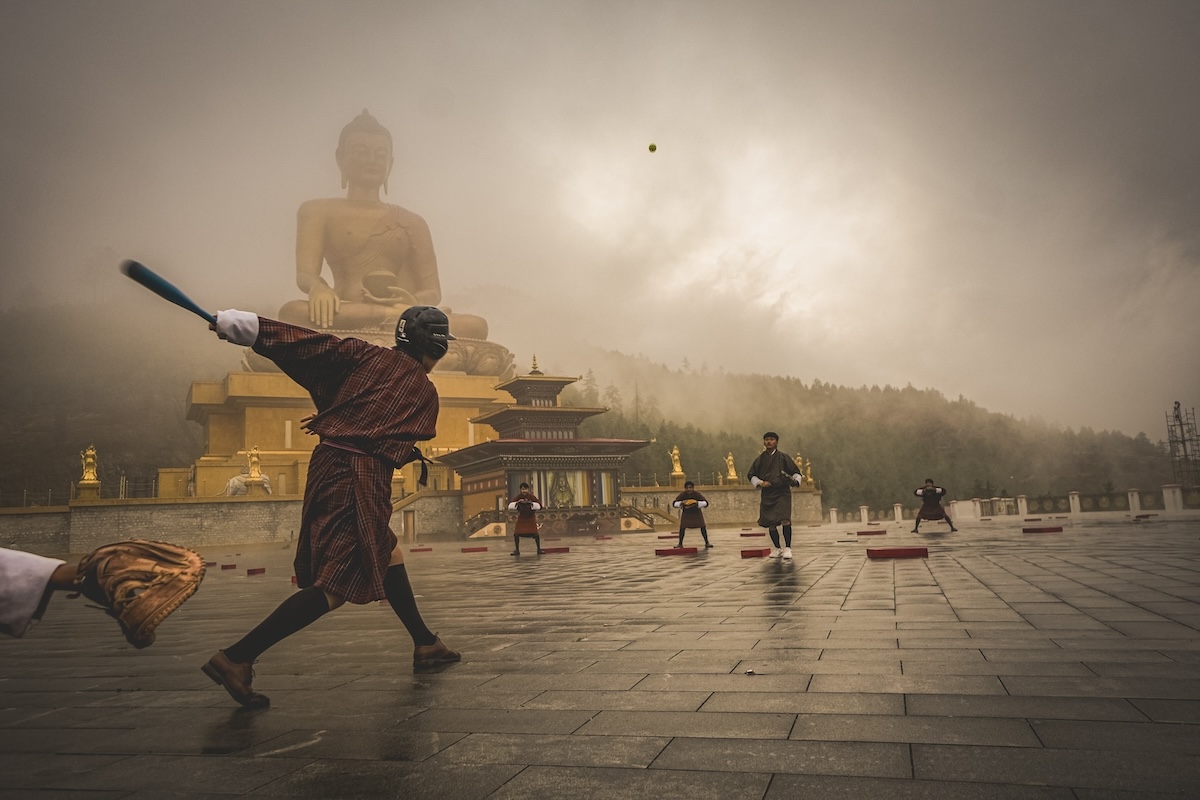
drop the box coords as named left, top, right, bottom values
left=1, top=540, right=204, bottom=646
left=508, top=483, right=544, bottom=556
left=672, top=481, right=712, bottom=548
left=201, top=306, right=461, bottom=709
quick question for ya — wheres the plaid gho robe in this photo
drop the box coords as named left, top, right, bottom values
left=253, top=318, right=438, bottom=603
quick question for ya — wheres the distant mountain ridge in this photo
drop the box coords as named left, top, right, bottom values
left=559, top=348, right=1171, bottom=511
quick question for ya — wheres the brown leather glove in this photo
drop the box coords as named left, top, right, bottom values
left=75, top=539, right=205, bottom=648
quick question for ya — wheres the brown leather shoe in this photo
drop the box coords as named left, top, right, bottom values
left=201, top=650, right=270, bottom=708
left=413, top=636, right=461, bottom=670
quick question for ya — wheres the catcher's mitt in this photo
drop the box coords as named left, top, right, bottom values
left=75, top=539, right=205, bottom=648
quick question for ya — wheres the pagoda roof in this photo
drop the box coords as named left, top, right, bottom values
left=494, top=373, right=579, bottom=394
left=437, top=437, right=650, bottom=473
left=470, top=405, right=608, bottom=425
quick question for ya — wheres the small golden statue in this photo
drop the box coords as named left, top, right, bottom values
left=725, top=452, right=737, bottom=481
left=80, top=445, right=99, bottom=483
left=804, top=458, right=814, bottom=487
left=247, top=446, right=262, bottom=480
left=668, top=445, right=683, bottom=475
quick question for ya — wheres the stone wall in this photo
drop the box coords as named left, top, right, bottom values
left=0, top=507, right=71, bottom=554
left=396, top=492, right=465, bottom=540
left=0, top=492, right=466, bottom=557
left=620, top=485, right=823, bottom=525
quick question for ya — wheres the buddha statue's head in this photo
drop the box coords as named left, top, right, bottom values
left=336, top=109, right=394, bottom=193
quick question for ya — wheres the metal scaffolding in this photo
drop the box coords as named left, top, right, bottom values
left=1166, top=401, right=1200, bottom=488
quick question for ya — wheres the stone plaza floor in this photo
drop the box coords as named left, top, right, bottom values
left=2, top=517, right=1199, bottom=799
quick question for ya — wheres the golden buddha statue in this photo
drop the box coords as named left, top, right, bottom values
left=278, top=110, right=489, bottom=342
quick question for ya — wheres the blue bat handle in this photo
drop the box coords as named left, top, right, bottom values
left=120, top=260, right=216, bottom=324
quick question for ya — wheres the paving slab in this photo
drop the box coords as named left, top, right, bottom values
left=2, top=516, right=1198, bottom=796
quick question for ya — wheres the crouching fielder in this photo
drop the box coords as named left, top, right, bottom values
left=912, top=479, right=958, bottom=532
left=673, top=481, right=711, bottom=548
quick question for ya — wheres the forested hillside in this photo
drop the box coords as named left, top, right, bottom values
left=561, top=355, right=1171, bottom=511
left=0, top=302, right=241, bottom=504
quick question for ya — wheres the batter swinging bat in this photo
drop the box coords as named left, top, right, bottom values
left=119, top=260, right=216, bottom=324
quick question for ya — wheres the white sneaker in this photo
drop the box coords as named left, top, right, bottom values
left=782, top=547, right=793, bottom=560
left=768, top=547, right=782, bottom=558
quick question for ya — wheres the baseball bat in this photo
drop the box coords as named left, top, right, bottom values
left=119, top=260, right=216, bottom=324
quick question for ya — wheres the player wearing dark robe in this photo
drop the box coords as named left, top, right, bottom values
left=200, top=306, right=460, bottom=709
left=912, top=479, right=958, bottom=532
left=673, top=481, right=711, bottom=548
left=747, top=432, right=804, bottom=559
left=508, top=483, right=544, bottom=555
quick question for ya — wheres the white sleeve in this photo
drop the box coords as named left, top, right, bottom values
left=530, top=502, right=542, bottom=511
left=507, top=501, right=518, bottom=510
left=750, top=476, right=762, bottom=487
left=673, top=501, right=682, bottom=508
left=792, top=473, right=803, bottom=485
left=214, top=310, right=260, bottom=346
left=697, top=500, right=708, bottom=508
left=0, top=549, right=64, bottom=638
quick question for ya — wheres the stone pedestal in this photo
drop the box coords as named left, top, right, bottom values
left=670, top=472, right=686, bottom=488
left=75, top=482, right=100, bottom=502
left=245, top=478, right=267, bottom=497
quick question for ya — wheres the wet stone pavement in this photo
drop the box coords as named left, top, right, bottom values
left=2, top=518, right=1199, bottom=799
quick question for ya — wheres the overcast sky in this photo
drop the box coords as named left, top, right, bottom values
left=2, top=0, right=1197, bottom=438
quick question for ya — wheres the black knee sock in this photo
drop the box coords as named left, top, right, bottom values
left=533, top=534, right=542, bottom=551
left=677, top=527, right=686, bottom=547
left=768, top=527, right=781, bottom=548
left=782, top=525, right=793, bottom=547
left=383, top=564, right=436, bottom=646
left=225, top=586, right=330, bottom=664
left=701, top=527, right=710, bottom=544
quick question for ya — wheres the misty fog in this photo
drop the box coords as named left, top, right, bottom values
left=2, top=0, right=1198, bottom=440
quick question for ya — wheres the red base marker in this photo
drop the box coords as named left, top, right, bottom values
left=856, top=530, right=886, bottom=536
left=741, top=548, right=772, bottom=558
left=247, top=567, right=266, bottom=576
left=461, top=546, right=488, bottom=553
left=739, top=532, right=766, bottom=537
left=220, top=564, right=236, bottom=570
left=866, top=546, right=928, bottom=559
left=1135, top=513, right=1156, bottom=519
left=868, top=522, right=882, bottom=526
left=658, top=535, right=677, bottom=540
left=595, top=535, right=612, bottom=540
left=541, top=546, right=570, bottom=554
left=656, top=547, right=698, bottom=556
left=204, top=561, right=217, bottom=567
left=290, top=575, right=297, bottom=584
left=409, top=547, right=433, bottom=552
left=1023, top=526, right=1063, bottom=533
left=1024, top=517, right=1043, bottom=522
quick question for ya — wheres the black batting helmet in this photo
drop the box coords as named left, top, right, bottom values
left=394, top=306, right=456, bottom=360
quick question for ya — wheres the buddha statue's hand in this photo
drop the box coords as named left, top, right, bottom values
left=362, top=286, right=417, bottom=306
left=308, top=285, right=341, bottom=328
